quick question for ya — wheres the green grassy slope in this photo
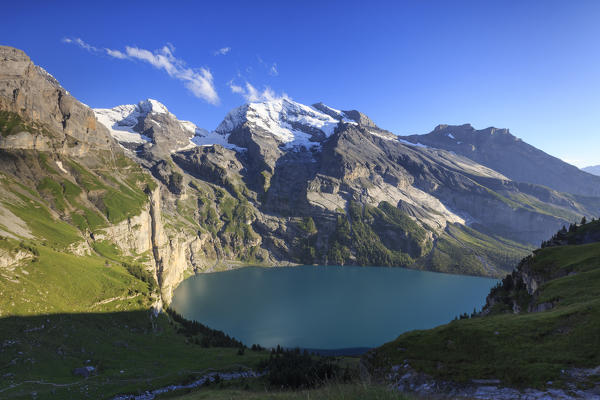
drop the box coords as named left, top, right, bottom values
left=413, top=223, right=532, bottom=277
left=0, top=234, right=268, bottom=399
left=0, top=236, right=157, bottom=316
left=324, top=201, right=432, bottom=267
left=0, top=144, right=271, bottom=399
left=366, top=220, right=600, bottom=389
left=0, top=151, right=154, bottom=251
left=0, top=312, right=267, bottom=399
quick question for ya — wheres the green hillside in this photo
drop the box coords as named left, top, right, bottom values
left=366, top=219, right=600, bottom=390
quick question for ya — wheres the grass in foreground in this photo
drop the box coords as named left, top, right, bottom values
left=0, top=312, right=268, bottom=400
left=0, top=236, right=268, bottom=400
left=166, top=382, right=410, bottom=400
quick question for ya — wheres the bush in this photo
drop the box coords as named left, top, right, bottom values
left=19, top=241, right=39, bottom=257
left=121, top=262, right=157, bottom=292
left=258, top=348, right=345, bottom=389
left=165, top=307, right=245, bottom=348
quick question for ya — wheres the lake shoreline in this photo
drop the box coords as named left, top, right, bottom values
left=171, top=265, right=497, bottom=350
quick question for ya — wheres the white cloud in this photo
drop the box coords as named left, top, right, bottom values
left=214, top=47, right=231, bottom=56
left=228, top=80, right=245, bottom=94
left=105, top=48, right=128, bottom=59
left=62, top=37, right=98, bottom=52
left=63, top=38, right=219, bottom=105
left=257, top=55, right=279, bottom=76
left=228, top=80, right=286, bottom=102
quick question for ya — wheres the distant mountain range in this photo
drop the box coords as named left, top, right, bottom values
left=583, top=165, right=600, bottom=176
left=401, top=124, right=600, bottom=197
left=1, top=45, right=600, bottom=308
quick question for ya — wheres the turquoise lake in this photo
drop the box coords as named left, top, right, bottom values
left=170, top=266, right=497, bottom=350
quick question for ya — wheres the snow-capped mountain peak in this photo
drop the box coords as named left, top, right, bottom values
left=94, top=97, right=382, bottom=154
left=138, top=98, right=170, bottom=115
left=215, top=98, right=343, bottom=149
left=94, top=99, right=191, bottom=146
left=95, top=102, right=150, bottom=144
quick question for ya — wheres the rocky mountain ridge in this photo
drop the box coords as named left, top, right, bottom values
left=2, top=45, right=600, bottom=306
left=583, top=165, right=600, bottom=176
left=93, top=90, right=600, bottom=283
left=400, top=123, right=600, bottom=197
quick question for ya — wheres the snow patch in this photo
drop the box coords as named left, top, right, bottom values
left=179, top=120, right=199, bottom=136
left=314, top=103, right=360, bottom=125
left=95, top=106, right=151, bottom=144
left=319, top=103, right=342, bottom=115
left=55, top=161, right=68, bottom=174
left=369, top=130, right=395, bottom=141
left=139, top=99, right=170, bottom=115
left=398, top=138, right=430, bottom=149
left=189, top=131, right=245, bottom=152
left=447, top=133, right=455, bottom=139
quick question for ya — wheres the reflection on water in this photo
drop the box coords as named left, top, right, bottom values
left=171, top=266, right=497, bottom=349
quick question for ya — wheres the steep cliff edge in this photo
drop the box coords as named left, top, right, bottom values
left=0, top=47, right=118, bottom=160
left=482, top=217, right=600, bottom=315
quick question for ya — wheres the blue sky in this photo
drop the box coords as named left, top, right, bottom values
left=2, top=1, right=599, bottom=167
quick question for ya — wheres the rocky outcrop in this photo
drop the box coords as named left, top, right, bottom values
left=90, top=186, right=201, bottom=304
left=0, top=46, right=118, bottom=162
left=383, top=362, right=600, bottom=399
left=482, top=219, right=600, bottom=315
left=94, top=203, right=154, bottom=256
left=0, top=248, right=32, bottom=269
left=172, top=145, right=244, bottom=190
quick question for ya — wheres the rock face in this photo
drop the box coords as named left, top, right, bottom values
left=115, top=95, right=600, bottom=279
left=0, top=46, right=118, bottom=162
left=0, top=46, right=203, bottom=303
left=400, top=124, right=600, bottom=197
left=482, top=219, right=600, bottom=315
left=95, top=203, right=154, bottom=256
